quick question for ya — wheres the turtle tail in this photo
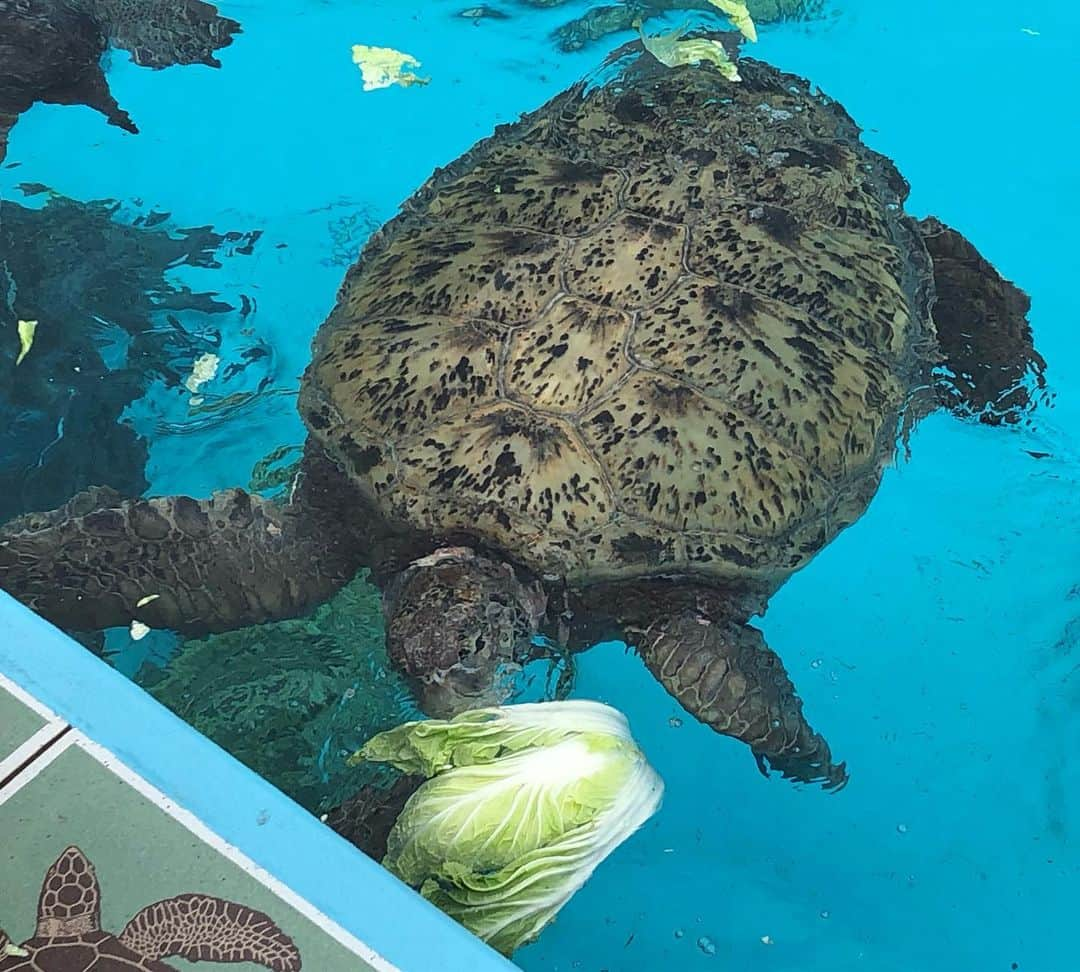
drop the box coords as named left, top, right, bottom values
left=0, top=450, right=366, bottom=636
left=919, top=217, right=1049, bottom=425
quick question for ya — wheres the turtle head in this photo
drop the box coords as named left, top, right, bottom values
left=384, top=547, right=549, bottom=718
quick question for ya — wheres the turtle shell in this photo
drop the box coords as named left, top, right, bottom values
left=300, top=52, right=935, bottom=588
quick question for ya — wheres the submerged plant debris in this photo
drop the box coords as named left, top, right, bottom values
left=183, top=351, right=220, bottom=404
left=248, top=443, right=305, bottom=497
left=707, top=0, right=757, bottom=40
left=139, top=570, right=420, bottom=813
left=14, top=319, right=36, bottom=366
left=638, top=21, right=743, bottom=78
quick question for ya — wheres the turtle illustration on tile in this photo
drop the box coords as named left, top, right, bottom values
left=0, top=846, right=302, bottom=971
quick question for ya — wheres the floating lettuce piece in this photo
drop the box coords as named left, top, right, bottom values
left=638, top=22, right=742, bottom=80
left=353, top=701, right=664, bottom=955
left=708, top=0, right=758, bottom=41
left=1, top=931, right=29, bottom=958
left=15, top=319, right=37, bottom=366
left=183, top=351, right=219, bottom=396
left=129, top=619, right=151, bottom=641
left=351, top=44, right=430, bottom=91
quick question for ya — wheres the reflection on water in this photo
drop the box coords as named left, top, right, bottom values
left=0, top=190, right=258, bottom=521
left=0, top=0, right=239, bottom=163
left=548, top=0, right=830, bottom=52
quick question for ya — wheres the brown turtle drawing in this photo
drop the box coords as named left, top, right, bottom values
left=0, top=846, right=302, bottom=971
left=0, top=35, right=1046, bottom=791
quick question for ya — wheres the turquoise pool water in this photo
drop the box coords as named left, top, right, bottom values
left=2, top=1, right=1078, bottom=969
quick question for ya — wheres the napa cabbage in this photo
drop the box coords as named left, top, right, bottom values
left=351, top=701, right=664, bottom=955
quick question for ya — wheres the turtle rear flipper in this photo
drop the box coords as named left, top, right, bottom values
left=35, top=846, right=102, bottom=938
left=118, top=894, right=301, bottom=971
left=920, top=217, right=1048, bottom=425
left=0, top=463, right=365, bottom=635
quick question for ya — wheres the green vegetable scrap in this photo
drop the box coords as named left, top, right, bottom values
left=141, top=570, right=418, bottom=812
left=15, top=319, right=37, bottom=366
left=707, top=0, right=757, bottom=40
left=351, top=44, right=430, bottom=91
left=2, top=940, right=28, bottom=959
left=352, top=700, right=663, bottom=955
left=638, top=21, right=742, bottom=79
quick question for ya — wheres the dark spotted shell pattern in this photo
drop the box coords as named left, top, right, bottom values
left=300, top=51, right=935, bottom=589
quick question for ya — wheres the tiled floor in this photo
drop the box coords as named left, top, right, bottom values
left=0, top=681, right=384, bottom=971
left=0, top=678, right=66, bottom=784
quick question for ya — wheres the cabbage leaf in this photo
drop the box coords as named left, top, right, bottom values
left=352, top=701, right=664, bottom=954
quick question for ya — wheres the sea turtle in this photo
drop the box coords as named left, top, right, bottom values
left=0, top=36, right=1045, bottom=790
left=0, top=846, right=301, bottom=971
left=0, top=0, right=240, bottom=163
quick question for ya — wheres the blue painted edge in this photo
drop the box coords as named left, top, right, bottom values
left=0, top=591, right=516, bottom=972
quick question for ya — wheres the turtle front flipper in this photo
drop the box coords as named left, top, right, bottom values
left=637, top=611, right=847, bottom=790
left=118, top=894, right=300, bottom=971
left=919, top=217, right=1048, bottom=425
left=0, top=454, right=366, bottom=635
left=34, top=846, right=102, bottom=938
